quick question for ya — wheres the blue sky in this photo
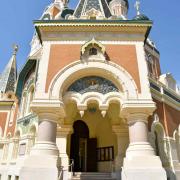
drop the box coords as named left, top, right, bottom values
left=0, top=0, right=179, bottom=84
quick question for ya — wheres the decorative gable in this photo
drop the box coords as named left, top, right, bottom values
left=81, top=38, right=106, bottom=61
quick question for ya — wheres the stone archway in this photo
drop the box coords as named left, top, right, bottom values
left=48, top=60, right=138, bottom=100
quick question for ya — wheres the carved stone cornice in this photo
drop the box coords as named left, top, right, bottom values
left=30, top=99, right=66, bottom=122
left=120, top=100, right=156, bottom=121
left=34, top=20, right=152, bottom=43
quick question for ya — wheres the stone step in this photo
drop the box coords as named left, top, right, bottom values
left=70, top=172, right=116, bottom=180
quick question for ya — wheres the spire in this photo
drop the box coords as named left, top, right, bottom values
left=74, top=0, right=112, bottom=19
left=0, top=45, right=18, bottom=93
left=133, top=0, right=150, bottom=21
left=135, top=0, right=141, bottom=15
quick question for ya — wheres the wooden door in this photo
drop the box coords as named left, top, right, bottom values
left=87, top=138, right=97, bottom=172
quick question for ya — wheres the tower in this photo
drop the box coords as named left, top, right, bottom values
left=109, top=0, right=129, bottom=19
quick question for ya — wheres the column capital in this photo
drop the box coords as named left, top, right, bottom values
left=120, top=100, right=156, bottom=121
left=126, top=113, right=149, bottom=125
left=31, top=99, right=66, bottom=122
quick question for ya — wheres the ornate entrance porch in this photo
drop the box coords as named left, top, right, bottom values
left=20, top=61, right=167, bottom=180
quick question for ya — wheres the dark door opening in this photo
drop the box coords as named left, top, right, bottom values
left=70, top=120, right=97, bottom=172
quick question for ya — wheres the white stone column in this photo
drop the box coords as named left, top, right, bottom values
left=126, top=113, right=155, bottom=157
left=31, top=113, right=59, bottom=156
left=122, top=112, right=167, bottom=180
left=56, top=125, right=72, bottom=168
left=19, top=100, right=65, bottom=180
left=112, top=125, right=129, bottom=171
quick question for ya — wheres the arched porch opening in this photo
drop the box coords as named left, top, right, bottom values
left=70, top=120, right=90, bottom=172
left=64, top=96, right=128, bottom=173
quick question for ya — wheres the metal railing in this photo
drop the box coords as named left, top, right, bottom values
left=58, top=159, right=74, bottom=180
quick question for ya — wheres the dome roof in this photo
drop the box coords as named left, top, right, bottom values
left=133, top=14, right=149, bottom=21
left=107, top=0, right=129, bottom=9
left=61, top=8, right=74, bottom=19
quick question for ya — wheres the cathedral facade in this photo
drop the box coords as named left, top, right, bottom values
left=0, top=0, right=179, bottom=180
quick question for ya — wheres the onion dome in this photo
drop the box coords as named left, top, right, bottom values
left=107, top=0, right=129, bottom=9
left=61, top=8, right=74, bottom=19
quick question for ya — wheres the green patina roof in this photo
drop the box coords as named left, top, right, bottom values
left=16, top=59, right=36, bottom=101
left=61, top=8, right=74, bottom=19
left=133, top=14, right=150, bottom=21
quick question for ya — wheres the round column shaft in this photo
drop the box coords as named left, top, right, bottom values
left=129, top=119, right=148, bottom=143
left=38, top=120, right=57, bottom=143
left=31, top=113, right=59, bottom=156
left=126, top=113, right=155, bottom=157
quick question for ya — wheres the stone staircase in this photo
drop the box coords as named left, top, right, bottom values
left=70, top=172, right=116, bottom=180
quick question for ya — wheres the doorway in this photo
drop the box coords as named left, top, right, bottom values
left=70, top=120, right=97, bottom=172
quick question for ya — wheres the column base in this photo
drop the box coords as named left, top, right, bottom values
left=126, top=142, right=155, bottom=156
left=122, top=157, right=167, bottom=180
left=121, top=167, right=167, bottom=180
left=122, top=143, right=167, bottom=180
left=19, top=142, right=60, bottom=180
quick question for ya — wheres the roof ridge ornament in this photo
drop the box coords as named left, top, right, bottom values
left=13, top=44, right=19, bottom=56
left=135, top=0, right=141, bottom=16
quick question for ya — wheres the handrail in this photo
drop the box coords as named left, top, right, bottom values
left=58, top=159, right=74, bottom=180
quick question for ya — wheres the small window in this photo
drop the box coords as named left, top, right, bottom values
left=15, top=176, right=19, bottom=180
left=89, top=48, right=97, bottom=55
left=97, top=146, right=114, bottom=161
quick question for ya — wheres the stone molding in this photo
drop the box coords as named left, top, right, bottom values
left=120, top=100, right=156, bottom=120
left=49, top=60, right=138, bottom=100
left=31, top=99, right=66, bottom=121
